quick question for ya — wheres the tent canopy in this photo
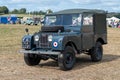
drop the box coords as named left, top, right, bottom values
left=109, top=17, right=120, bottom=21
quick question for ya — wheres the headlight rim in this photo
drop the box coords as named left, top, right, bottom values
left=48, top=35, right=53, bottom=42
left=34, top=35, right=39, bottom=41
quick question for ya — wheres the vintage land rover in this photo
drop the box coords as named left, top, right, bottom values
left=20, top=9, right=107, bottom=71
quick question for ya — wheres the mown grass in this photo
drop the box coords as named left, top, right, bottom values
left=0, top=24, right=40, bottom=54
left=104, top=27, right=120, bottom=56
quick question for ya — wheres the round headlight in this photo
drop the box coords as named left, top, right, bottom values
left=34, top=35, right=39, bottom=41
left=48, top=35, right=52, bottom=42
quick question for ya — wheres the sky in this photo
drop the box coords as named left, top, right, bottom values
left=0, top=0, right=120, bottom=12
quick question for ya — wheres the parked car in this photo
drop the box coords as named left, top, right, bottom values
left=25, top=17, right=40, bottom=25
left=25, top=18, right=34, bottom=25
left=20, top=9, right=107, bottom=71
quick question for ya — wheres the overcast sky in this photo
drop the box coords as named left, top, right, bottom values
left=0, top=0, right=120, bottom=12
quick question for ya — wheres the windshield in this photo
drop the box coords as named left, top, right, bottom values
left=44, top=14, right=82, bottom=26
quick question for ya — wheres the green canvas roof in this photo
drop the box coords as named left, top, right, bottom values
left=47, top=9, right=106, bottom=15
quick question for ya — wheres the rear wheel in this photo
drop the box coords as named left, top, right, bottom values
left=24, top=53, right=41, bottom=66
left=58, top=46, right=76, bottom=71
left=90, top=42, right=103, bottom=62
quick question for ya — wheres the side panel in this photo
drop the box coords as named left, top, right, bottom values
left=81, top=26, right=94, bottom=49
left=93, top=14, right=107, bottom=34
left=93, top=14, right=107, bottom=44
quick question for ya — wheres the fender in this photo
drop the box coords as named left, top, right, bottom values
left=62, top=36, right=82, bottom=51
left=52, top=36, right=64, bottom=51
left=52, top=35, right=81, bottom=51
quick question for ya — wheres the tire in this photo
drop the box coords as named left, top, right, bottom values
left=58, top=46, right=76, bottom=71
left=41, top=26, right=64, bottom=32
left=90, top=42, right=103, bottom=62
left=24, top=53, right=41, bottom=66
left=30, top=23, right=34, bottom=25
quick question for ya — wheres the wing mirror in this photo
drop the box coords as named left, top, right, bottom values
left=25, top=28, right=29, bottom=35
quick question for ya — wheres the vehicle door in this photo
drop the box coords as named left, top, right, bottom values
left=81, top=13, right=94, bottom=50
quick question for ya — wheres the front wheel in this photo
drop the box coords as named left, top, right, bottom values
left=58, top=46, right=76, bottom=71
left=90, top=42, right=103, bottom=62
left=24, top=53, right=41, bottom=66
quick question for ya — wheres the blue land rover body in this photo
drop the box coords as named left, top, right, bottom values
left=20, top=9, right=107, bottom=71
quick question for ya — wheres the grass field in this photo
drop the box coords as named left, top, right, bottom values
left=0, top=14, right=44, bottom=18
left=0, top=24, right=40, bottom=54
left=0, top=24, right=120, bottom=80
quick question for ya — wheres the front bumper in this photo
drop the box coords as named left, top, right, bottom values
left=19, top=49, right=60, bottom=55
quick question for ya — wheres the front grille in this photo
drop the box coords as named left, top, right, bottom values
left=39, top=34, right=51, bottom=48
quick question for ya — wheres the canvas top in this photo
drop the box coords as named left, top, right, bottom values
left=47, top=9, right=106, bottom=15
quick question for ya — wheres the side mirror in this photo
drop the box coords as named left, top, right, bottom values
left=25, top=28, right=28, bottom=33
left=25, top=28, right=29, bottom=35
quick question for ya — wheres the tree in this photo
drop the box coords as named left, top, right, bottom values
left=0, top=6, right=9, bottom=14
left=115, top=13, right=120, bottom=19
left=0, top=7, right=2, bottom=13
left=11, top=8, right=26, bottom=14
left=2, top=6, right=9, bottom=14
left=19, top=8, right=26, bottom=14
left=30, top=12, right=33, bottom=15
left=39, top=10, right=46, bottom=15
left=11, top=9, right=19, bottom=14
left=46, top=9, right=53, bottom=14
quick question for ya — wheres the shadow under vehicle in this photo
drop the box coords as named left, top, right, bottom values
left=20, top=9, right=107, bottom=71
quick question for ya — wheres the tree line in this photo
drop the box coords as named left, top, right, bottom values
left=0, top=6, right=9, bottom=14
left=0, top=6, right=53, bottom=15
left=27, top=9, right=53, bottom=15
left=107, top=12, right=120, bottom=18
